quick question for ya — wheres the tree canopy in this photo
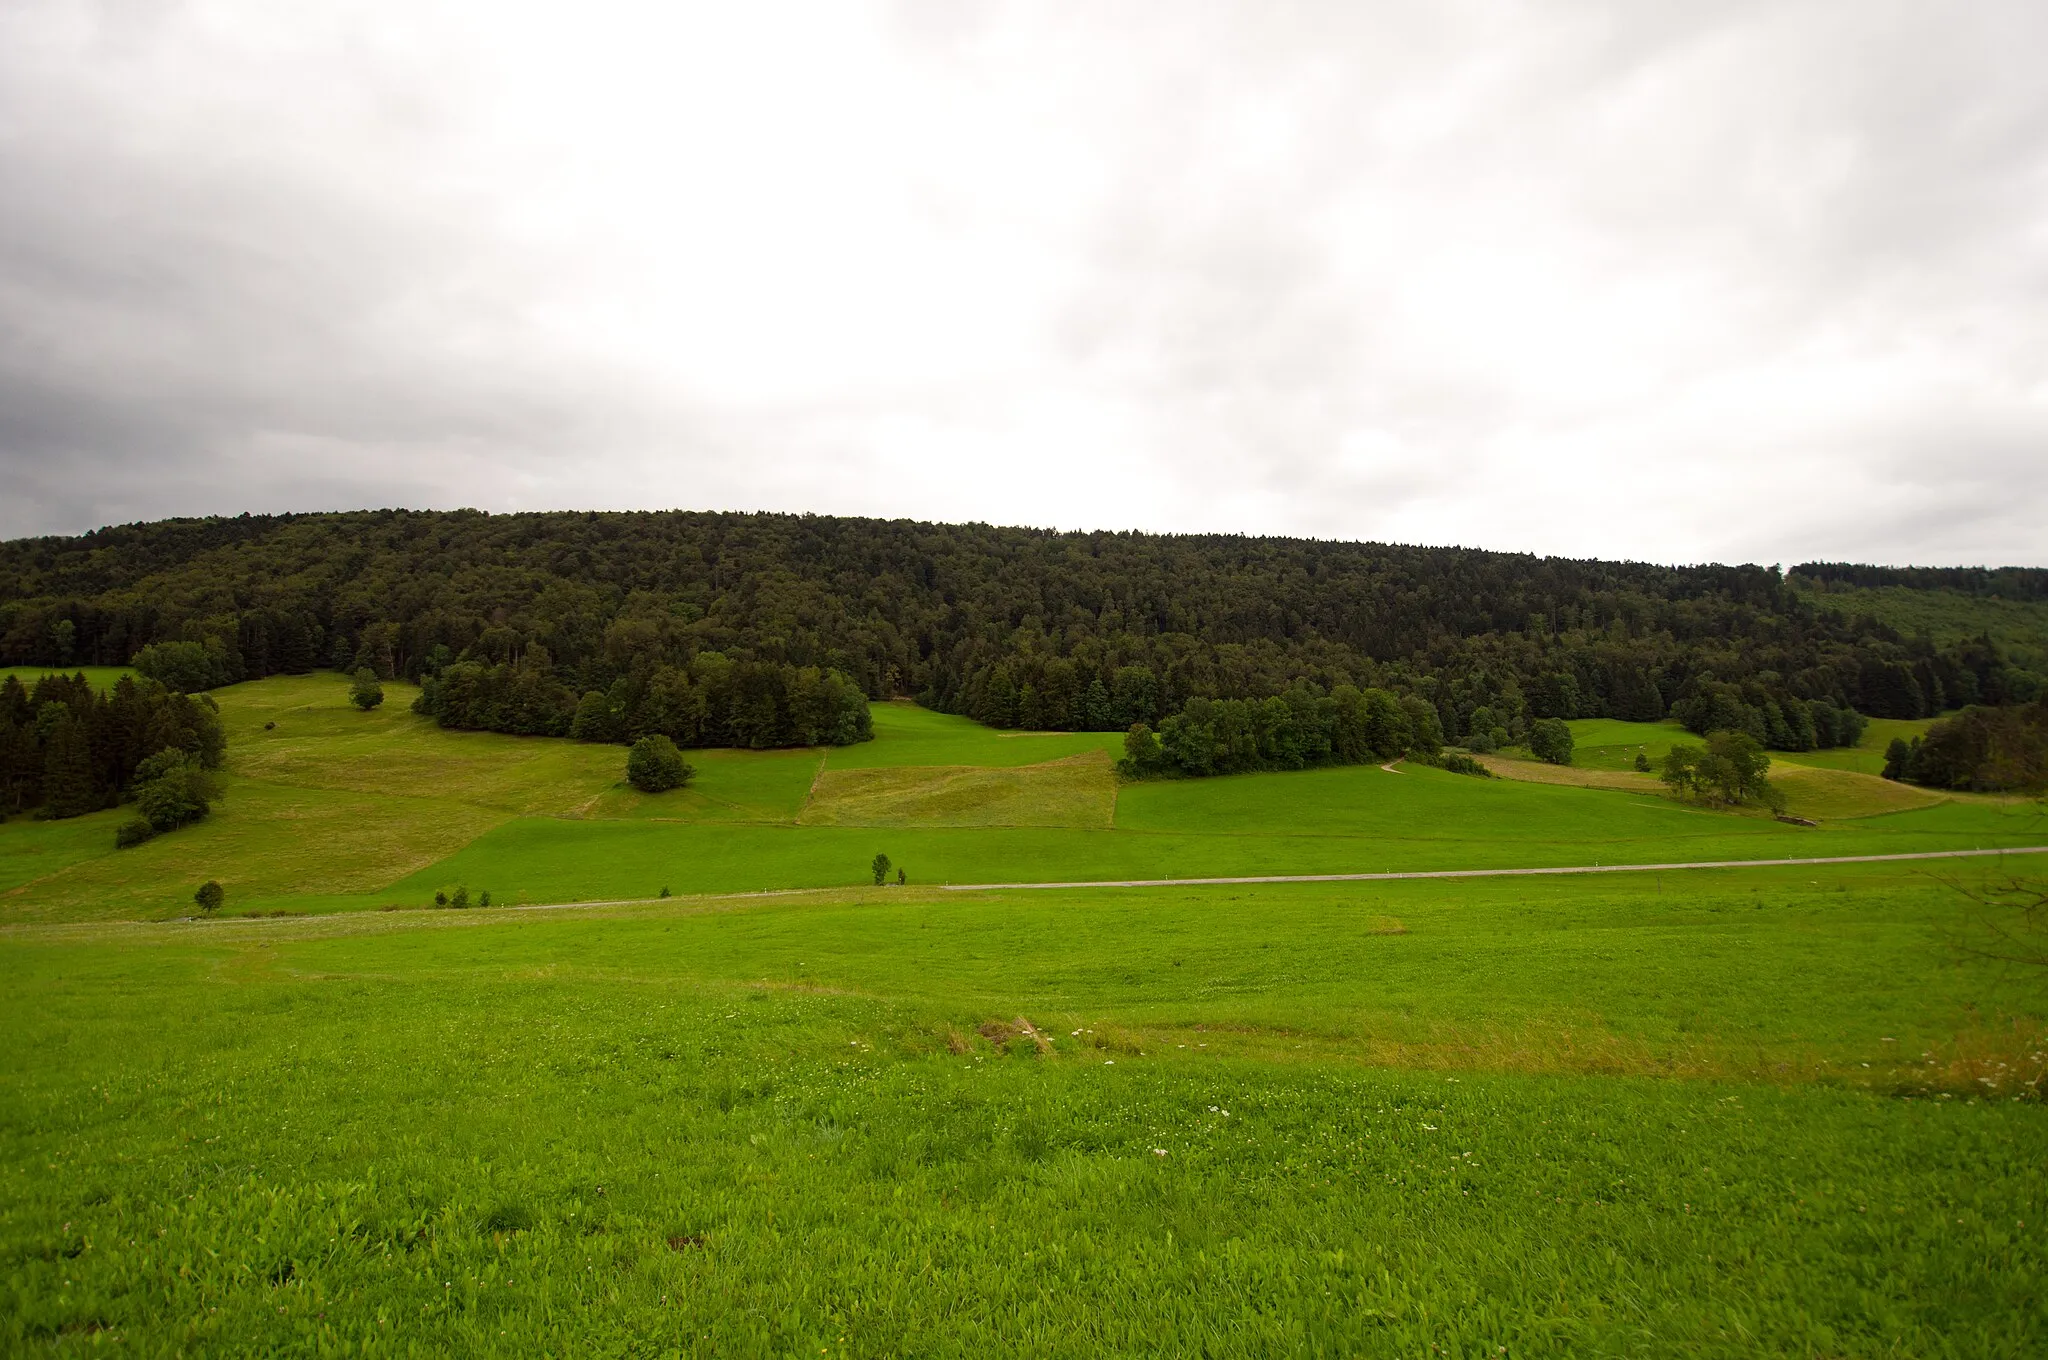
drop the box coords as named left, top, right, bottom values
left=3, top=510, right=2042, bottom=760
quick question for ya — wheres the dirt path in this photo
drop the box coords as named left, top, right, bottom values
left=935, top=845, right=2048, bottom=892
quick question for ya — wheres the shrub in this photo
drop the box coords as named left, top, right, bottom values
left=896, top=867, right=907, bottom=886
left=132, top=750, right=223, bottom=836
left=193, top=880, right=224, bottom=912
left=1529, top=718, right=1574, bottom=766
left=1634, top=750, right=1652, bottom=772
left=626, top=735, right=694, bottom=792
left=1441, top=753, right=1492, bottom=777
left=451, top=886, right=470, bottom=908
left=115, top=817, right=157, bottom=848
left=434, top=890, right=448, bottom=907
left=477, top=890, right=492, bottom=907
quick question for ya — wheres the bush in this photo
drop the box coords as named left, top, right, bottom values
left=133, top=750, right=223, bottom=835
left=477, top=890, right=492, bottom=907
left=349, top=668, right=385, bottom=711
left=1441, top=753, right=1492, bottom=778
left=1633, top=750, right=1652, bottom=772
left=115, top=817, right=157, bottom=848
left=193, top=880, right=224, bottom=912
left=626, top=735, right=694, bottom=792
left=451, top=886, right=470, bottom=908
left=1529, top=718, right=1574, bottom=765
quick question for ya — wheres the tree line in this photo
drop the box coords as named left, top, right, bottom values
left=1, top=672, right=226, bottom=836
left=3, top=510, right=2042, bottom=758
left=1671, top=680, right=1867, bottom=751
left=1882, top=702, right=2048, bottom=792
left=414, top=650, right=872, bottom=748
left=1119, top=685, right=1443, bottom=778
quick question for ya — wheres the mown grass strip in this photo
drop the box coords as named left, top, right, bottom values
left=941, top=844, right=2048, bottom=891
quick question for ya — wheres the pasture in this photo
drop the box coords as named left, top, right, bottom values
left=3, top=672, right=2045, bottom=1354
left=1, top=674, right=2038, bottom=921
left=3, top=868, right=2044, bottom=1355
left=1, top=665, right=132, bottom=692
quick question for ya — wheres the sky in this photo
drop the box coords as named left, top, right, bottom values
left=1, top=1, right=2044, bottom=566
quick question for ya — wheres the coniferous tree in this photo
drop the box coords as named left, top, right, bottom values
left=38, top=709, right=95, bottom=819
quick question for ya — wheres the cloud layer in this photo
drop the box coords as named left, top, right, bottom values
left=2, top=0, right=2044, bottom=564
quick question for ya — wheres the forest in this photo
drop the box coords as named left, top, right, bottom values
left=1, top=510, right=2042, bottom=762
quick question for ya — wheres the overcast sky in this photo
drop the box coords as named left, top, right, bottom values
left=1, top=1, right=2044, bottom=565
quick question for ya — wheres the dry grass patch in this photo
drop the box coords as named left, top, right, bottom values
left=1769, top=762, right=1946, bottom=819
left=1474, top=755, right=1663, bottom=793
left=1, top=783, right=506, bottom=924
left=800, top=752, right=1116, bottom=828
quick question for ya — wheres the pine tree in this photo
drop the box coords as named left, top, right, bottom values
left=39, top=711, right=95, bottom=818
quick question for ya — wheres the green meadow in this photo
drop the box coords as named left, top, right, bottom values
left=4, top=870, right=2045, bottom=1355
left=1, top=665, right=132, bottom=692
left=3, top=673, right=2045, bottom=1353
left=1, top=675, right=2038, bottom=921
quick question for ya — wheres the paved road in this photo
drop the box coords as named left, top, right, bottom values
left=935, top=844, right=2048, bottom=892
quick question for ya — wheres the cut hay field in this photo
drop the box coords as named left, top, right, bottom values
left=4, top=672, right=2047, bottom=1353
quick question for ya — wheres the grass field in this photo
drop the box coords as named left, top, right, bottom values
left=4, top=674, right=2046, bottom=1352
left=1, top=665, right=133, bottom=691
left=825, top=701, right=1123, bottom=769
left=3, top=675, right=2042, bottom=921
left=3, top=866, right=2044, bottom=1355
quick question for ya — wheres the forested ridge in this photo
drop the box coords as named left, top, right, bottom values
left=2, top=509, right=2042, bottom=757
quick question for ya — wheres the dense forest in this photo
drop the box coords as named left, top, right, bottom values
left=2, top=510, right=2043, bottom=762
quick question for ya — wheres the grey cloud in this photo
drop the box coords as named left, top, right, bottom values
left=0, top=1, right=2044, bottom=564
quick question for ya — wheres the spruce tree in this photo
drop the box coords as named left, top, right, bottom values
left=39, top=711, right=95, bottom=818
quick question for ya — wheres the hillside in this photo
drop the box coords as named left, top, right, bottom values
left=3, top=512, right=2042, bottom=753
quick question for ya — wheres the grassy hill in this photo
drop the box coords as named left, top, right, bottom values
left=3, top=672, right=2045, bottom=1353
left=3, top=674, right=2040, bottom=922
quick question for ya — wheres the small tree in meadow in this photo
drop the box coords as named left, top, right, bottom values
left=349, top=668, right=385, bottom=711
left=194, top=880, right=224, bottom=912
left=896, top=867, right=906, bottom=886
left=1634, top=750, right=1652, bottom=772
left=871, top=852, right=892, bottom=886
left=626, top=735, right=694, bottom=792
left=1529, top=718, right=1574, bottom=766
left=1663, top=730, right=1782, bottom=810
